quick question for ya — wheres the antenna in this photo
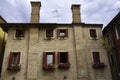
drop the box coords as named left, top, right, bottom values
left=51, top=10, right=61, bottom=23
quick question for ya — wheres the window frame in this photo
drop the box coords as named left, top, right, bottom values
left=14, top=28, right=25, bottom=39
left=7, top=52, right=21, bottom=71
left=43, top=52, right=55, bottom=70
left=57, top=29, right=68, bottom=39
left=92, top=51, right=106, bottom=69
left=45, top=28, right=55, bottom=40
left=89, top=29, right=98, bottom=39
left=57, top=52, right=70, bottom=69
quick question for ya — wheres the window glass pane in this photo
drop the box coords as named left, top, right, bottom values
left=47, top=54, right=53, bottom=65
left=60, top=33, right=65, bottom=37
left=12, top=53, right=18, bottom=65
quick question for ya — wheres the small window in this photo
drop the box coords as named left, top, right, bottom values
left=92, top=52, right=106, bottom=69
left=7, top=52, right=21, bottom=71
left=92, top=52, right=100, bottom=63
left=57, top=52, right=70, bottom=69
left=116, top=24, right=120, bottom=39
left=43, top=52, right=55, bottom=70
left=109, top=52, right=115, bottom=66
left=46, top=29, right=53, bottom=38
left=90, top=29, right=97, bottom=38
left=15, top=29, right=25, bottom=38
left=57, top=29, right=68, bottom=38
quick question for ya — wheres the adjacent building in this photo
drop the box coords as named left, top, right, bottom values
left=0, top=2, right=112, bottom=80
left=0, top=16, right=7, bottom=77
left=103, top=12, right=120, bottom=80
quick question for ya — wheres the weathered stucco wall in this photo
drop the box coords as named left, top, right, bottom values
left=1, top=24, right=112, bottom=80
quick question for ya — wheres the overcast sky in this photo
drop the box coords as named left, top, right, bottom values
left=0, top=0, right=120, bottom=27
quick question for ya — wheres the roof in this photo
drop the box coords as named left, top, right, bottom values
left=0, top=23, right=102, bottom=33
left=103, top=12, right=120, bottom=35
left=0, top=16, right=7, bottom=23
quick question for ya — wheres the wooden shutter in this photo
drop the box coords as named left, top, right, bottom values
left=21, top=29, right=25, bottom=37
left=43, top=52, right=47, bottom=66
left=46, top=29, right=53, bottom=37
left=15, top=29, right=19, bottom=37
left=57, top=52, right=60, bottom=63
left=17, top=52, right=21, bottom=65
left=93, top=52, right=100, bottom=63
left=57, top=29, right=60, bottom=38
left=8, top=52, right=13, bottom=67
left=66, top=52, right=69, bottom=63
left=65, top=29, right=68, bottom=37
left=53, top=52, right=55, bottom=64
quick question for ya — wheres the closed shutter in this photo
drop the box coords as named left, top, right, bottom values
left=17, top=52, right=21, bottom=65
left=57, top=29, right=60, bottom=38
left=15, top=29, right=19, bottom=37
left=57, top=52, right=60, bottom=63
left=43, top=52, right=47, bottom=66
left=53, top=52, right=55, bottom=64
left=8, top=52, right=13, bottom=67
left=66, top=29, right=68, bottom=37
left=66, top=52, right=69, bottom=63
left=93, top=52, right=100, bottom=63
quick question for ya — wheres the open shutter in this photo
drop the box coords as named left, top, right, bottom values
left=66, top=52, right=69, bottom=63
left=8, top=52, right=13, bottom=67
left=15, top=29, right=19, bottom=37
left=43, top=52, right=47, bottom=66
left=65, top=29, right=68, bottom=37
left=17, top=52, right=21, bottom=65
left=22, top=29, right=25, bottom=37
left=50, top=29, right=53, bottom=37
left=57, top=29, right=60, bottom=38
left=53, top=52, right=55, bottom=64
left=57, top=52, right=60, bottom=63
left=93, top=52, right=100, bottom=63
left=93, top=30, right=97, bottom=38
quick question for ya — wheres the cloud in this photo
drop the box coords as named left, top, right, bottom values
left=0, top=0, right=120, bottom=27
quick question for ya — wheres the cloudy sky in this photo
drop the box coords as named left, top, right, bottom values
left=0, top=0, right=120, bottom=27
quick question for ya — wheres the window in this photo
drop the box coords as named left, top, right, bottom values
left=57, top=52, right=70, bottom=69
left=116, top=24, right=120, bottom=39
left=92, top=52, right=100, bottom=63
left=7, top=52, right=21, bottom=71
left=43, top=52, right=55, bottom=70
left=92, top=52, right=105, bottom=69
left=90, top=29, right=97, bottom=39
left=109, top=52, right=115, bottom=66
left=57, top=29, right=68, bottom=38
left=15, top=29, right=25, bottom=38
left=46, top=29, right=54, bottom=39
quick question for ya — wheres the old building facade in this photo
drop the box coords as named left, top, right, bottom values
left=0, top=2, right=112, bottom=80
left=103, top=12, right=120, bottom=80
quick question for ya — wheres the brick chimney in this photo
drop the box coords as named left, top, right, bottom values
left=71, top=5, right=81, bottom=23
left=30, top=2, right=41, bottom=23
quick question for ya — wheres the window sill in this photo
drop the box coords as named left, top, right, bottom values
left=7, top=65, right=21, bottom=71
left=89, top=37, right=98, bottom=40
left=43, top=64, right=55, bottom=70
left=58, top=37, right=68, bottom=40
left=44, top=37, right=55, bottom=40
left=13, top=37, right=24, bottom=40
left=92, top=62, right=106, bottom=69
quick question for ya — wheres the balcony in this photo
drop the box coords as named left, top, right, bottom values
left=92, top=62, right=106, bottom=69
left=58, top=63, right=70, bottom=69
